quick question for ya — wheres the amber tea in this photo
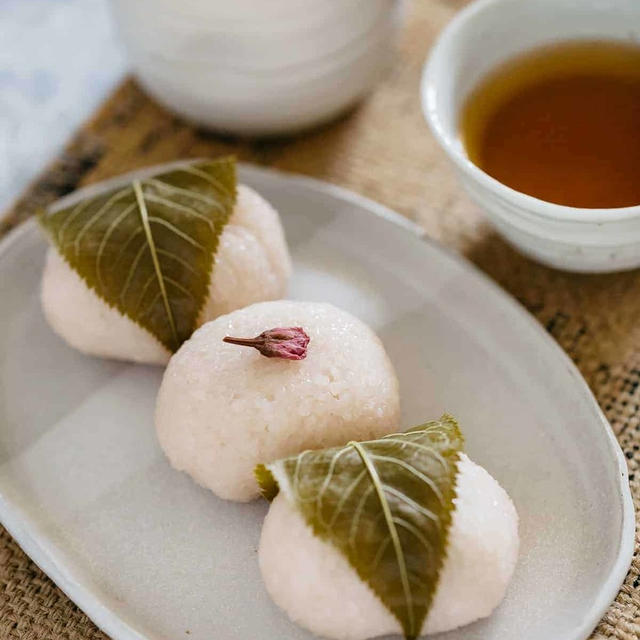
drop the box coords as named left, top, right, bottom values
left=461, top=41, right=640, bottom=208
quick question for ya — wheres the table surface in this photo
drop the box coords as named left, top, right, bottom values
left=0, top=0, right=125, bottom=215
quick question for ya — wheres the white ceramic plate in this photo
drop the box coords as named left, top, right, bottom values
left=0, top=165, right=633, bottom=640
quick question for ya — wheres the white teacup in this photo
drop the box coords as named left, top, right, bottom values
left=110, top=0, right=404, bottom=137
left=421, top=0, right=640, bottom=273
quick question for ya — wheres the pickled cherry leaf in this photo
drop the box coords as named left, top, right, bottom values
left=256, top=415, right=463, bottom=640
left=39, top=158, right=236, bottom=352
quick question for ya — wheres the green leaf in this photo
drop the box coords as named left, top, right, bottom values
left=38, top=158, right=236, bottom=352
left=256, top=415, right=463, bottom=640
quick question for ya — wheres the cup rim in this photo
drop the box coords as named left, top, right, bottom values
left=420, top=0, right=640, bottom=224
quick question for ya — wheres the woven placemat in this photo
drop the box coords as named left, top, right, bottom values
left=1, top=1, right=639, bottom=638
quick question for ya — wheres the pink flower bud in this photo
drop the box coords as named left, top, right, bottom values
left=223, top=327, right=310, bottom=360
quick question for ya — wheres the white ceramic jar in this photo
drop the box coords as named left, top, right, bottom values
left=422, top=0, right=640, bottom=273
left=110, top=0, right=402, bottom=136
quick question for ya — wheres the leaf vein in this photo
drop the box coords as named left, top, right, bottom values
left=383, top=485, right=439, bottom=524
left=133, top=180, right=179, bottom=348
left=146, top=178, right=225, bottom=211
left=142, top=192, right=215, bottom=230
left=164, top=276, right=196, bottom=301
left=315, top=448, right=350, bottom=527
left=96, top=202, right=137, bottom=293
left=147, top=216, right=206, bottom=250
left=156, top=248, right=198, bottom=275
left=328, top=468, right=367, bottom=529
left=176, top=165, right=234, bottom=198
left=73, top=188, right=131, bottom=257
left=351, top=442, right=416, bottom=637
left=369, top=454, right=445, bottom=506
left=119, top=241, right=148, bottom=305
left=378, top=438, right=448, bottom=472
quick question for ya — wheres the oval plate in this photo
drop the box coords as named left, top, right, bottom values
left=0, top=165, right=633, bottom=640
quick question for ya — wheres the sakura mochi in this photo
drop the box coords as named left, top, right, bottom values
left=155, top=300, right=401, bottom=502
left=39, top=159, right=291, bottom=365
left=256, top=417, right=519, bottom=639
left=259, top=454, right=518, bottom=638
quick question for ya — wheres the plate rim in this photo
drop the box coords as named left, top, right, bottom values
left=0, top=163, right=634, bottom=640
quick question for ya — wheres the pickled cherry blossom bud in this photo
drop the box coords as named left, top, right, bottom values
left=223, top=327, right=310, bottom=360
